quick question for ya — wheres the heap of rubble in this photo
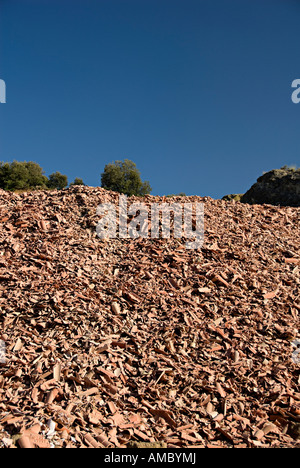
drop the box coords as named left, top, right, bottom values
left=0, top=186, right=299, bottom=448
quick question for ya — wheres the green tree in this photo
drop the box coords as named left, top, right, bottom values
left=25, top=161, right=48, bottom=188
left=0, top=160, right=48, bottom=191
left=9, top=162, right=28, bottom=191
left=0, top=162, right=13, bottom=190
left=47, top=171, right=68, bottom=190
left=70, top=177, right=85, bottom=186
left=101, top=159, right=152, bottom=197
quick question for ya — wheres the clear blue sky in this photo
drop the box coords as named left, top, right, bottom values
left=0, top=0, right=299, bottom=197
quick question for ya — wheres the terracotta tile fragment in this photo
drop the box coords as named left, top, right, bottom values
left=84, top=433, right=101, bottom=448
left=18, top=435, right=35, bottom=449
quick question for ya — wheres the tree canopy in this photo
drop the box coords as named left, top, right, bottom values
left=47, top=172, right=68, bottom=190
left=0, top=161, right=48, bottom=191
left=101, top=159, right=152, bottom=197
left=70, top=177, right=85, bottom=186
left=0, top=158, right=151, bottom=195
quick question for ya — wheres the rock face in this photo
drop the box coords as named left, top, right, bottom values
left=241, top=167, right=300, bottom=207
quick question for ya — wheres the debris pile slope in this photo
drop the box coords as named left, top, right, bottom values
left=0, top=186, right=299, bottom=448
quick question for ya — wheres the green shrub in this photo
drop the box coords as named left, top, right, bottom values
left=70, top=177, right=85, bottom=186
left=101, top=159, right=152, bottom=197
left=0, top=160, right=48, bottom=191
left=47, top=172, right=68, bottom=190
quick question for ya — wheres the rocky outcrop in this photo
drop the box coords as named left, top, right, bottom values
left=241, top=167, right=300, bottom=207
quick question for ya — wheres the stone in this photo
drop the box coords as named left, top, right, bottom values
left=241, top=166, right=300, bottom=207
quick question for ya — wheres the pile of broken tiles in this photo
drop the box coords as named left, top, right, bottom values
left=0, top=186, right=299, bottom=448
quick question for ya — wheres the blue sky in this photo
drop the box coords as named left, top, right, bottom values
left=0, top=0, right=299, bottom=197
